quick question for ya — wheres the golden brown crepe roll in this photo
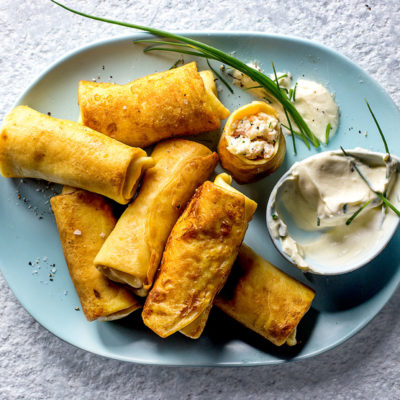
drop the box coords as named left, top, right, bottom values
left=0, top=106, right=153, bottom=204
left=78, top=62, right=230, bottom=147
left=142, top=178, right=257, bottom=338
left=215, top=244, right=315, bottom=346
left=218, top=101, right=286, bottom=183
left=179, top=173, right=257, bottom=339
left=50, top=187, right=141, bottom=322
left=94, top=139, right=218, bottom=297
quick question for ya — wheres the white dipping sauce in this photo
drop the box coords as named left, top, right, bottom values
left=292, top=79, right=339, bottom=144
left=233, top=65, right=339, bottom=143
left=268, top=149, right=400, bottom=274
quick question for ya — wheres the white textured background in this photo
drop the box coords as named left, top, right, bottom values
left=1, top=1, right=400, bottom=399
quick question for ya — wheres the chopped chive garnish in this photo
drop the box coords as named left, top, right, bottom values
left=169, top=57, right=184, bottom=70
left=51, top=0, right=320, bottom=150
left=341, top=147, right=373, bottom=187
left=206, top=59, right=234, bottom=93
left=376, top=193, right=400, bottom=217
left=340, top=147, right=400, bottom=219
left=317, top=217, right=321, bottom=226
left=345, top=199, right=372, bottom=225
left=325, top=122, right=331, bottom=144
left=272, top=213, right=278, bottom=220
left=292, top=82, right=298, bottom=102
left=365, top=100, right=390, bottom=155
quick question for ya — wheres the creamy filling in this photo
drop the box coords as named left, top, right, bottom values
left=232, top=65, right=339, bottom=144
left=227, top=112, right=279, bottom=160
left=97, top=265, right=148, bottom=297
left=268, top=149, right=399, bottom=273
left=285, top=327, right=297, bottom=346
left=98, top=304, right=140, bottom=322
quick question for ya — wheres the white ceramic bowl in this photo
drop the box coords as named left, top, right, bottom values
left=266, top=149, right=400, bottom=275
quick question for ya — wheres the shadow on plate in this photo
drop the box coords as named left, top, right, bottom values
left=202, top=306, right=319, bottom=360
left=97, top=302, right=319, bottom=361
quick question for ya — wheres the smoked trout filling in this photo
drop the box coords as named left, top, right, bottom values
left=226, top=112, right=279, bottom=160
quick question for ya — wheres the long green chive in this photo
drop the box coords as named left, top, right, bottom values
left=243, top=85, right=264, bottom=90
left=143, top=46, right=211, bottom=58
left=281, top=123, right=310, bottom=149
left=272, top=61, right=313, bottom=152
left=51, top=0, right=320, bottom=149
left=284, top=108, right=297, bottom=155
left=340, top=147, right=400, bottom=218
left=206, top=59, right=234, bottom=94
left=325, top=122, right=331, bottom=144
left=271, top=61, right=296, bottom=155
left=365, top=100, right=390, bottom=155
left=345, top=199, right=372, bottom=225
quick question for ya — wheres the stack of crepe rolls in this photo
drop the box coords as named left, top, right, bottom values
left=79, top=62, right=230, bottom=147
left=0, top=62, right=315, bottom=346
left=142, top=173, right=257, bottom=338
left=51, top=187, right=141, bottom=322
left=0, top=106, right=153, bottom=204
left=215, top=244, right=315, bottom=346
left=95, top=139, right=219, bottom=296
left=218, top=101, right=286, bottom=183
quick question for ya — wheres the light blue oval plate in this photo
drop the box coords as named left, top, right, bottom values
left=1, top=33, right=399, bottom=366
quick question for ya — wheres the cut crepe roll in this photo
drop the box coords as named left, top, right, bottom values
left=215, top=244, right=315, bottom=346
left=78, top=62, right=230, bottom=147
left=95, top=139, right=218, bottom=297
left=180, top=173, right=257, bottom=339
left=142, top=175, right=257, bottom=338
left=50, top=187, right=141, bottom=322
left=0, top=106, right=153, bottom=204
left=218, top=101, right=286, bottom=183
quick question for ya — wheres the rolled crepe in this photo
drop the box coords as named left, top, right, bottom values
left=180, top=173, right=257, bottom=339
left=0, top=106, right=153, bottom=204
left=142, top=176, right=257, bottom=338
left=95, top=139, right=218, bottom=296
left=215, top=244, right=315, bottom=346
left=50, top=187, right=141, bottom=322
left=78, top=62, right=230, bottom=147
left=218, top=101, right=286, bottom=183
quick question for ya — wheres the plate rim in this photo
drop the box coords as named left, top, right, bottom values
left=2, top=30, right=399, bottom=366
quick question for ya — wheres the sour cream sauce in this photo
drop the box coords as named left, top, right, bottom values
left=268, top=149, right=400, bottom=273
left=233, top=64, right=339, bottom=144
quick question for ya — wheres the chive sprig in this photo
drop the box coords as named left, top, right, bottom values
left=51, top=0, right=320, bottom=154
